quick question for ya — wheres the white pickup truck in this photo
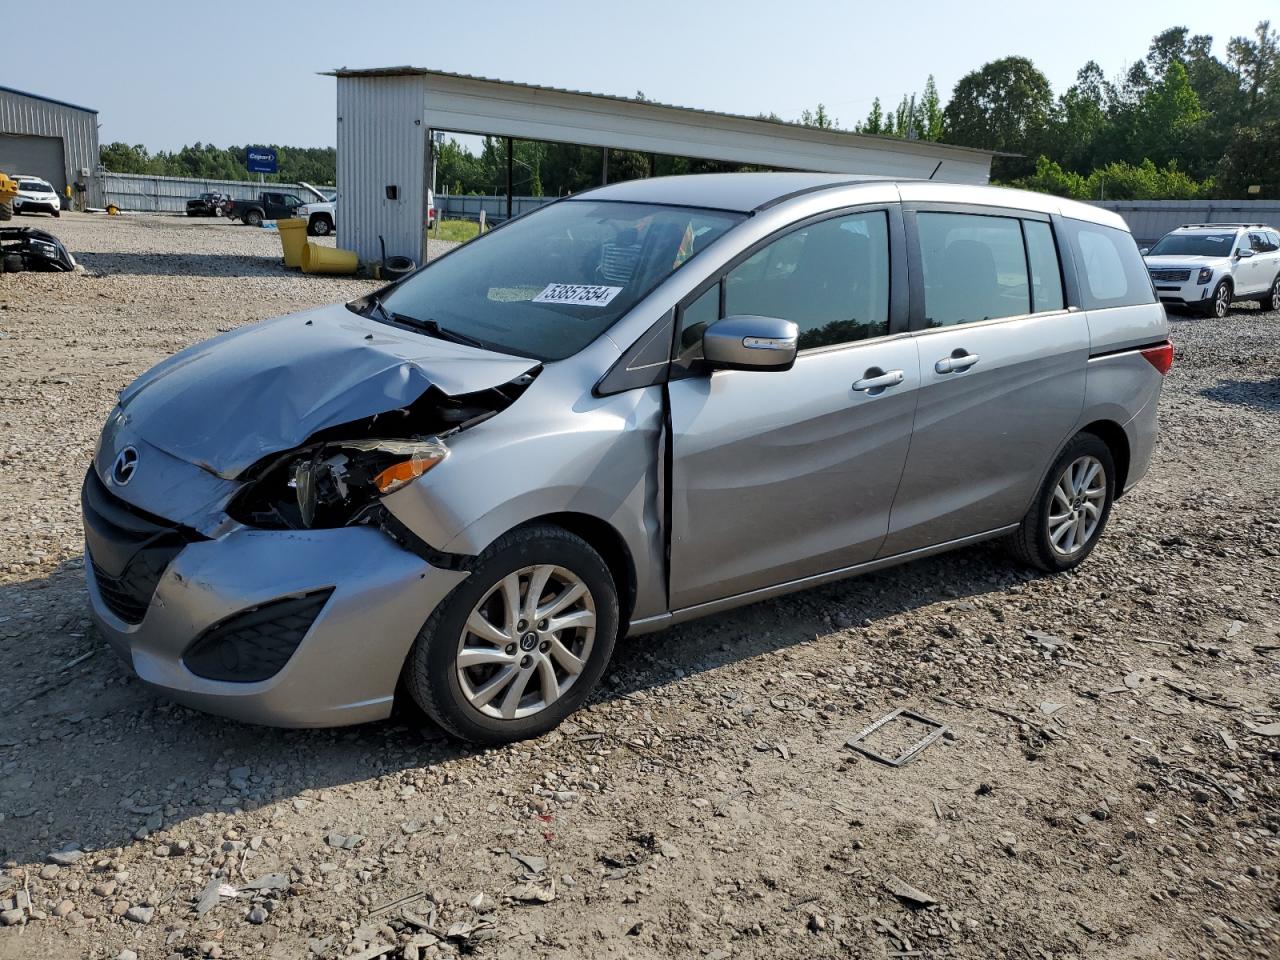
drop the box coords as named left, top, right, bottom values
left=295, top=185, right=437, bottom=238
left=294, top=182, right=338, bottom=237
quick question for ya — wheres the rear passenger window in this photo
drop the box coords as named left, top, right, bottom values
left=917, top=213, right=1029, bottom=327
left=1061, top=219, right=1155, bottom=310
left=723, top=211, right=890, bottom=349
left=1023, top=220, right=1065, bottom=313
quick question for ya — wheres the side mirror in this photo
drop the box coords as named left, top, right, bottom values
left=1236, top=248, right=1254, bottom=259
left=703, top=315, right=798, bottom=372
left=1138, top=247, right=1150, bottom=256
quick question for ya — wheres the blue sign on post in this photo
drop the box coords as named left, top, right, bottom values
left=246, top=147, right=278, bottom=174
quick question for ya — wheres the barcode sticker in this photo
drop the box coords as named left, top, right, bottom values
left=532, top=283, right=623, bottom=307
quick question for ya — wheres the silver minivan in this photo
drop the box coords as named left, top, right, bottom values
left=83, top=174, right=1172, bottom=743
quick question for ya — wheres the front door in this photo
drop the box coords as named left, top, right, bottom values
left=667, top=208, right=919, bottom=610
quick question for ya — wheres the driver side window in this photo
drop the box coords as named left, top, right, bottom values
left=678, top=210, right=891, bottom=358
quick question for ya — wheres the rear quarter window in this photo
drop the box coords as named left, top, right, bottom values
left=1061, top=219, right=1155, bottom=310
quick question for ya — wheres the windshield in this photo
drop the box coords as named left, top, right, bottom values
left=378, top=200, right=744, bottom=361
left=21, top=180, right=52, bottom=193
left=1148, top=233, right=1236, bottom=257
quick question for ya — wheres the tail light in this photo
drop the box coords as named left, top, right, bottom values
left=1141, top=340, right=1174, bottom=375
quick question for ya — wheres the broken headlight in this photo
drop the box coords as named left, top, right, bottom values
left=231, top=437, right=447, bottom=530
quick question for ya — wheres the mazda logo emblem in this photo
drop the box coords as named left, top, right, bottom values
left=112, top=446, right=139, bottom=486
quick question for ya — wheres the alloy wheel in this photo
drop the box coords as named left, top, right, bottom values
left=1047, top=455, right=1107, bottom=556
left=1215, top=283, right=1230, bottom=318
left=455, top=564, right=596, bottom=720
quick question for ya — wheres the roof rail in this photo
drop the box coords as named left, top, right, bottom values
left=1176, top=222, right=1271, bottom=230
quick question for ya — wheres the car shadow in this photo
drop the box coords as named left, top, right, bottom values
left=0, top=540, right=1029, bottom=864
left=1200, top=376, right=1280, bottom=412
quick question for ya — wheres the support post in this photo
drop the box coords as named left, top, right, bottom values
left=506, top=136, right=514, bottom=220
left=601, top=147, right=609, bottom=185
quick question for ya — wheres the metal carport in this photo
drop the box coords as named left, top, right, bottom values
left=324, top=67, right=999, bottom=267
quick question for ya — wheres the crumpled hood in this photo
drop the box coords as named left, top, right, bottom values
left=114, top=303, right=538, bottom=478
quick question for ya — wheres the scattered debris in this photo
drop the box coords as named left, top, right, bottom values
left=507, top=877, right=556, bottom=904
left=883, top=874, right=937, bottom=908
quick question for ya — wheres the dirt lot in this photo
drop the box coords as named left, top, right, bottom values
left=0, top=213, right=1277, bottom=960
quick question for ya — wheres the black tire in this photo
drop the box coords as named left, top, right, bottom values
left=1260, top=274, right=1280, bottom=312
left=308, top=216, right=332, bottom=237
left=243, top=209, right=263, bottom=227
left=1202, top=279, right=1232, bottom=318
left=2, top=254, right=24, bottom=273
left=52, top=208, right=60, bottom=218
left=0, top=199, right=11, bottom=222
left=406, top=524, right=619, bottom=745
left=1007, top=432, right=1116, bottom=573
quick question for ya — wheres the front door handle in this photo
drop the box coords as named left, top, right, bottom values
left=935, top=352, right=980, bottom=374
left=852, top=369, right=905, bottom=392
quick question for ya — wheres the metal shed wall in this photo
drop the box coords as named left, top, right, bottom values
left=330, top=68, right=997, bottom=265
left=336, top=76, right=427, bottom=265
left=1090, top=199, right=1280, bottom=246
left=0, top=87, right=102, bottom=207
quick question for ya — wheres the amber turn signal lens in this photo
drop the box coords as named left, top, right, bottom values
left=373, top=454, right=443, bottom=494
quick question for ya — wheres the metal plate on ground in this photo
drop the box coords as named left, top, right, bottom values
left=845, top=708, right=948, bottom=767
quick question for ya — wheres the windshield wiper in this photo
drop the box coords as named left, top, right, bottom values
left=366, top=296, right=486, bottom=349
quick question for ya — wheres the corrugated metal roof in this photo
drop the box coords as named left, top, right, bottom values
left=0, top=84, right=97, bottom=115
left=320, top=66, right=1003, bottom=159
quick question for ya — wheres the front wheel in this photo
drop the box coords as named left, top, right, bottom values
left=406, top=525, right=619, bottom=745
left=1203, top=280, right=1232, bottom=318
left=52, top=208, right=60, bottom=218
left=1260, top=274, right=1280, bottom=312
left=308, top=217, right=332, bottom=237
left=1007, top=433, right=1115, bottom=573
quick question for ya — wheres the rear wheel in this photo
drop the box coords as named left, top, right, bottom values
left=406, top=525, right=618, bottom=745
left=1007, top=433, right=1115, bottom=573
left=1260, top=274, right=1280, bottom=312
left=243, top=209, right=263, bottom=227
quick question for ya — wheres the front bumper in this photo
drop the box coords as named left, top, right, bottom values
left=15, top=197, right=58, bottom=214
left=83, top=473, right=469, bottom=727
left=1149, top=277, right=1215, bottom=308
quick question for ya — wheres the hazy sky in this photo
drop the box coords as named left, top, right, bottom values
left=8, top=0, right=1269, bottom=151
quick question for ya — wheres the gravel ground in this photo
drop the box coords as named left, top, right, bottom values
left=0, top=213, right=1277, bottom=960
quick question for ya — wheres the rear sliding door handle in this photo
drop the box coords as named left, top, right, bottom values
left=935, top=352, right=980, bottom=374
left=852, top=369, right=905, bottom=392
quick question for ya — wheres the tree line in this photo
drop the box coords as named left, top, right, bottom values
left=99, top=20, right=1278, bottom=201
left=98, top=142, right=337, bottom=187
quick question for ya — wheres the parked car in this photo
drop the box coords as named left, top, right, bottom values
left=224, top=191, right=305, bottom=227
left=185, top=192, right=228, bottom=217
left=1142, top=223, right=1280, bottom=316
left=83, top=174, right=1172, bottom=744
left=12, top=176, right=61, bottom=217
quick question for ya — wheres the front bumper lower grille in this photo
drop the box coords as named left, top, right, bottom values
left=182, top=590, right=334, bottom=683
left=81, top=467, right=205, bottom=625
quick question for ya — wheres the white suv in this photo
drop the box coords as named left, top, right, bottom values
left=13, top=177, right=61, bottom=218
left=1142, top=224, right=1280, bottom=317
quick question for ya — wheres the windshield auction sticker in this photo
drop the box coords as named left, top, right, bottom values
left=532, top=283, right=623, bottom=307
